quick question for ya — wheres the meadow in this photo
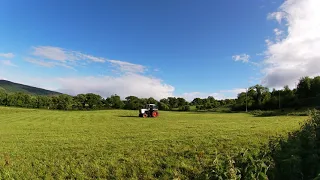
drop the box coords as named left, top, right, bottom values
left=0, top=107, right=306, bottom=179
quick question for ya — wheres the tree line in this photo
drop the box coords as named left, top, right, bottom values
left=0, top=89, right=233, bottom=111
left=0, top=76, right=319, bottom=111
left=232, top=76, right=320, bottom=111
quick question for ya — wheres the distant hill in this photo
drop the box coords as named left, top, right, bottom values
left=0, top=80, right=62, bottom=96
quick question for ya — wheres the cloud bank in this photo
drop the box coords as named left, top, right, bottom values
left=180, top=88, right=246, bottom=101
left=21, top=46, right=173, bottom=99
left=262, top=0, right=320, bottom=88
left=56, top=74, right=175, bottom=100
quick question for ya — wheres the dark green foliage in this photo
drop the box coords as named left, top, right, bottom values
left=190, top=97, right=235, bottom=111
left=296, top=76, right=312, bottom=99
left=268, top=110, right=320, bottom=179
left=168, top=97, right=178, bottom=109
left=200, top=110, right=320, bottom=180
left=233, top=76, right=320, bottom=111
left=124, top=96, right=143, bottom=110
left=146, top=97, right=157, bottom=104
left=158, top=102, right=170, bottom=110
left=85, top=93, right=102, bottom=109
left=73, top=94, right=87, bottom=110
left=3, top=76, right=320, bottom=112
left=106, top=94, right=125, bottom=109
left=178, top=105, right=190, bottom=111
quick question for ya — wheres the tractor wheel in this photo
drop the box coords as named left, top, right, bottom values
left=143, top=113, right=148, bottom=118
left=152, top=111, right=159, bottom=117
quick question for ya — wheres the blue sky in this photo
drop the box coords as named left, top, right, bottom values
left=1, top=0, right=319, bottom=100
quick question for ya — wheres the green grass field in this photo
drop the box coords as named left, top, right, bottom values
left=0, top=107, right=306, bottom=179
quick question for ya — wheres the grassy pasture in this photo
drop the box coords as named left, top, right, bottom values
left=0, top=107, right=305, bottom=179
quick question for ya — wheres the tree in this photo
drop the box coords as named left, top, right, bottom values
left=73, top=94, right=87, bottom=110
left=86, top=93, right=102, bottom=109
left=158, top=102, right=169, bottom=110
left=191, top=98, right=202, bottom=106
left=252, top=85, right=269, bottom=108
left=168, top=97, right=178, bottom=109
left=38, top=96, right=51, bottom=109
left=146, top=97, right=157, bottom=104
left=107, top=94, right=124, bottom=109
left=207, top=96, right=216, bottom=104
left=124, top=96, right=142, bottom=110
left=311, top=76, right=320, bottom=97
left=160, top=98, right=169, bottom=105
left=179, top=105, right=190, bottom=111
left=177, top=97, right=187, bottom=107
left=297, top=76, right=312, bottom=99
left=0, top=89, right=7, bottom=106
left=57, top=94, right=73, bottom=110
left=7, top=92, right=31, bottom=107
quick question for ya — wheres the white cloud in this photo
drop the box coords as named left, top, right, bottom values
left=8, top=46, right=175, bottom=99
left=32, top=46, right=67, bottom=61
left=76, top=53, right=105, bottom=63
left=108, top=60, right=145, bottom=73
left=25, top=58, right=75, bottom=70
left=232, top=54, right=250, bottom=63
left=32, top=46, right=106, bottom=62
left=180, top=88, right=246, bottom=101
left=273, top=28, right=283, bottom=36
left=267, top=11, right=286, bottom=23
left=0, top=60, right=17, bottom=67
left=265, top=39, right=273, bottom=46
left=0, top=53, right=14, bottom=58
left=180, top=92, right=222, bottom=101
left=262, top=0, right=320, bottom=88
left=30, top=46, right=146, bottom=73
left=274, top=28, right=284, bottom=42
left=25, top=58, right=55, bottom=67
left=56, top=74, right=174, bottom=100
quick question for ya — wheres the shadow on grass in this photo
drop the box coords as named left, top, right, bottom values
left=186, top=110, right=241, bottom=114
left=250, top=110, right=309, bottom=117
left=118, top=115, right=140, bottom=118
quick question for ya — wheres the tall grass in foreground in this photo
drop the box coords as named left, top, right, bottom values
left=203, top=110, right=320, bottom=179
left=268, top=110, right=320, bottom=179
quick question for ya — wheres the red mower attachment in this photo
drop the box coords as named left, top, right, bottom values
left=152, top=111, right=159, bottom=117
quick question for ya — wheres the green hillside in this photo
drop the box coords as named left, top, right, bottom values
left=0, top=80, right=61, bottom=95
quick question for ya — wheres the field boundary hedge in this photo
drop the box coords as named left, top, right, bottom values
left=202, top=110, right=320, bottom=179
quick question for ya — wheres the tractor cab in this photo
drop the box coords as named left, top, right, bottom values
left=145, top=104, right=158, bottom=110
left=139, top=104, right=159, bottom=118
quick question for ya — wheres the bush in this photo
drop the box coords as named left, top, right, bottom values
left=203, top=110, right=320, bottom=179
left=178, top=105, right=190, bottom=111
left=249, top=110, right=278, bottom=117
left=268, top=110, right=320, bottom=179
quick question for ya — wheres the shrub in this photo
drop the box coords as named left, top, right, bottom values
left=268, top=110, right=320, bottom=179
left=184, top=105, right=190, bottom=111
left=178, top=105, right=190, bottom=111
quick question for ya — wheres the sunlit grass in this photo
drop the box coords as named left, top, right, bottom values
left=0, top=107, right=305, bottom=179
